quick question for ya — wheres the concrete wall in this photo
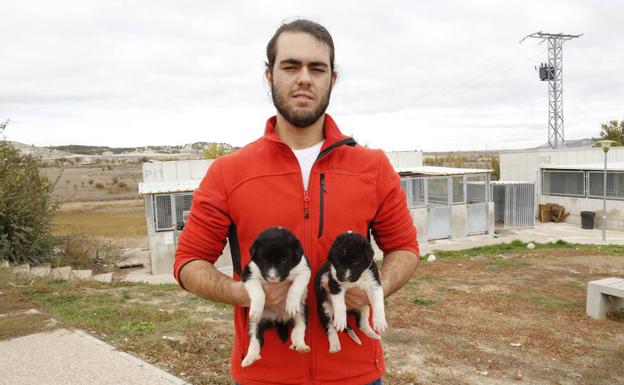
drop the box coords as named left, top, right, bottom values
left=149, top=229, right=233, bottom=275
left=500, top=147, right=624, bottom=230
left=142, top=159, right=213, bottom=183
left=386, top=151, right=423, bottom=169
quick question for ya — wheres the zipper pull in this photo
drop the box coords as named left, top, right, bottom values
left=304, top=191, right=310, bottom=219
left=320, top=174, right=326, bottom=192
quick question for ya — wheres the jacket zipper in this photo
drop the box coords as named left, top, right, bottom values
left=267, top=135, right=356, bottom=384
left=318, top=173, right=326, bottom=238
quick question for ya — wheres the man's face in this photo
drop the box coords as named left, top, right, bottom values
left=268, top=32, right=336, bottom=128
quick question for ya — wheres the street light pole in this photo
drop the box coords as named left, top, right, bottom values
left=596, top=140, right=615, bottom=242
left=602, top=147, right=607, bottom=241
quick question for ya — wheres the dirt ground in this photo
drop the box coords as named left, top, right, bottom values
left=382, top=252, right=624, bottom=385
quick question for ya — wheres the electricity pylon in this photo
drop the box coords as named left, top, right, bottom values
left=520, top=32, right=582, bottom=149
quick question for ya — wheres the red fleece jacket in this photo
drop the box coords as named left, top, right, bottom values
left=174, top=114, right=419, bottom=385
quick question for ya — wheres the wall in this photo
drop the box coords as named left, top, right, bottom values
left=386, top=151, right=423, bottom=169
left=142, top=159, right=213, bottom=183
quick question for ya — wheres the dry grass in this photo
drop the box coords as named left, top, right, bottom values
left=53, top=203, right=146, bottom=238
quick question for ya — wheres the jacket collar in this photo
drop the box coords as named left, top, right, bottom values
left=263, top=113, right=350, bottom=151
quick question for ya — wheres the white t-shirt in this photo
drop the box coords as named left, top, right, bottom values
left=292, top=140, right=325, bottom=191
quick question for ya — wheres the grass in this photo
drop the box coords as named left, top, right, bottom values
left=53, top=206, right=146, bottom=238
left=427, top=239, right=624, bottom=260
left=412, top=297, right=437, bottom=306
left=486, top=257, right=532, bottom=270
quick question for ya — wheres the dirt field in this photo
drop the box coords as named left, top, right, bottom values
left=4, top=247, right=622, bottom=385
left=42, top=163, right=143, bottom=202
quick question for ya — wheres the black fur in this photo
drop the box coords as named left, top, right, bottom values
left=243, top=227, right=309, bottom=355
left=246, top=227, right=305, bottom=283
left=315, top=231, right=381, bottom=350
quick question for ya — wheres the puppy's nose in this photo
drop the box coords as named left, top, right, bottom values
left=267, top=268, right=279, bottom=282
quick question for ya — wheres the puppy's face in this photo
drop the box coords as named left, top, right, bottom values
left=328, top=231, right=374, bottom=282
left=250, top=227, right=304, bottom=282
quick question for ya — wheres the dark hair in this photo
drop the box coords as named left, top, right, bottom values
left=266, top=19, right=335, bottom=74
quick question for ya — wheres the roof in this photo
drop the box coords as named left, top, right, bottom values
left=543, top=163, right=624, bottom=172
left=396, top=166, right=492, bottom=176
left=491, top=181, right=536, bottom=185
left=138, top=180, right=200, bottom=195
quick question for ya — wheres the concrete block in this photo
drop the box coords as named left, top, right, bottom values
left=11, top=264, right=30, bottom=275
left=31, top=264, right=52, bottom=277
left=586, top=278, right=624, bottom=320
left=72, top=270, right=93, bottom=280
left=451, top=205, right=467, bottom=240
left=91, top=273, right=113, bottom=283
left=50, top=266, right=72, bottom=280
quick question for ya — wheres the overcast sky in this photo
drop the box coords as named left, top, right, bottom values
left=1, top=0, right=623, bottom=151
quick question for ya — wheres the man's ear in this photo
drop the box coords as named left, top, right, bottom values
left=330, top=71, right=337, bottom=88
left=265, top=67, right=272, bottom=87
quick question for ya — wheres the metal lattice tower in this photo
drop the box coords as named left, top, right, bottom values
left=520, top=32, right=582, bottom=149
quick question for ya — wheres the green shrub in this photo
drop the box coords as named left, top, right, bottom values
left=0, top=121, right=59, bottom=264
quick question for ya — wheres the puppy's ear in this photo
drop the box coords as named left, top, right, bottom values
left=250, top=239, right=260, bottom=258
left=294, top=238, right=304, bottom=258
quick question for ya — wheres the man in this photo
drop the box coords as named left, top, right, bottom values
left=174, top=19, right=419, bottom=385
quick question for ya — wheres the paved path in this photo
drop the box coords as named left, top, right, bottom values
left=422, top=221, right=624, bottom=254
left=0, top=329, right=190, bottom=385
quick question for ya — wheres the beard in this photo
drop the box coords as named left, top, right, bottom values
left=271, top=81, right=332, bottom=128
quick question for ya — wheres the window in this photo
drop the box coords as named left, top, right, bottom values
left=542, top=170, right=585, bottom=197
left=588, top=171, right=624, bottom=200
left=153, top=192, right=194, bottom=231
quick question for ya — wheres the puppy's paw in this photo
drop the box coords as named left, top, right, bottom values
left=248, top=305, right=264, bottom=322
left=332, top=312, right=347, bottom=332
left=290, top=343, right=311, bottom=353
left=373, top=314, right=387, bottom=334
left=241, top=352, right=261, bottom=367
left=285, top=298, right=300, bottom=318
left=329, top=340, right=341, bottom=353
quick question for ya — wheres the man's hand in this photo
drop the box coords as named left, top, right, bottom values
left=345, top=287, right=370, bottom=309
left=262, top=280, right=292, bottom=311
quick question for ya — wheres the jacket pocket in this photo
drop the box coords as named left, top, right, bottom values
left=318, top=173, right=326, bottom=238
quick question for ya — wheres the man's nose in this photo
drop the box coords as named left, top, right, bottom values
left=296, top=67, right=312, bottom=87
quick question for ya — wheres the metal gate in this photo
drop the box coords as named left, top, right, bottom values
left=466, top=178, right=488, bottom=234
left=427, top=177, right=451, bottom=239
left=491, top=182, right=535, bottom=229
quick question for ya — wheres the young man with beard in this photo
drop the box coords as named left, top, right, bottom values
left=174, top=19, right=419, bottom=385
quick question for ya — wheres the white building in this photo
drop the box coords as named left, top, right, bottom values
left=500, top=146, right=624, bottom=230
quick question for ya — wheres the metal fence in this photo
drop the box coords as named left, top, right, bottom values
left=401, top=173, right=490, bottom=238
left=146, top=192, right=194, bottom=232
left=492, top=182, right=535, bottom=230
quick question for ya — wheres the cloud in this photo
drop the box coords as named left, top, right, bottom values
left=1, top=0, right=623, bottom=151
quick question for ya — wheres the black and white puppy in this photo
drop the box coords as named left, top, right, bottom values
left=315, top=231, right=387, bottom=353
left=241, top=227, right=311, bottom=367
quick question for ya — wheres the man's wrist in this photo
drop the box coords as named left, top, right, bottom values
left=232, top=280, right=251, bottom=307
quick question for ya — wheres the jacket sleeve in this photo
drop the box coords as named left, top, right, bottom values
left=173, top=158, right=232, bottom=289
left=371, top=150, right=420, bottom=258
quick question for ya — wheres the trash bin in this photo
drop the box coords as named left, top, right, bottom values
left=581, top=211, right=595, bottom=229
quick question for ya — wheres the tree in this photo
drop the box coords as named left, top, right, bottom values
left=204, top=143, right=231, bottom=159
left=594, top=119, right=624, bottom=146
left=0, top=121, right=59, bottom=264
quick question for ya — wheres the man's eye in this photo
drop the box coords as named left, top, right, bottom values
left=312, top=68, right=325, bottom=73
